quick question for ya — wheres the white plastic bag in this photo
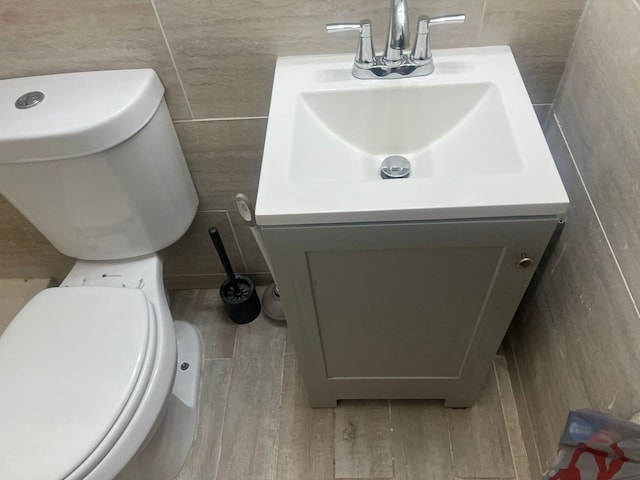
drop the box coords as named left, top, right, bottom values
left=544, top=410, right=640, bottom=480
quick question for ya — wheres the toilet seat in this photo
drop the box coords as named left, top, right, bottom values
left=0, top=287, right=158, bottom=480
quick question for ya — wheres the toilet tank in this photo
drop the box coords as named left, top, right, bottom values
left=0, top=69, right=198, bottom=260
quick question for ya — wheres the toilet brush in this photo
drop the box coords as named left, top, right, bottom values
left=208, top=226, right=261, bottom=324
left=235, top=194, right=285, bottom=321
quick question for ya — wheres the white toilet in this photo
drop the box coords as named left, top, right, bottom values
left=0, top=69, right=202, bottom=480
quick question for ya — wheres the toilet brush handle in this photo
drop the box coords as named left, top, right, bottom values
left=208, top=227, right=240, bottom=292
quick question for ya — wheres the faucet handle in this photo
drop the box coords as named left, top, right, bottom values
left=326, top=22, right=363, bottom=33
left=428, top=13, right=466, bottom=26
left=326, top=19, right=376, bottom=67
left=411, top=14, right=465, bottom=62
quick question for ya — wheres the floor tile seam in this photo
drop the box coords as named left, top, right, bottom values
left=507, top=336, right=544, bottom=475
left=386, top=399, right=397, bottom=479
left=203, top=358, right=233, bottom=480
left=552, top=111, right=640, bottom=321
left=443, top=401, right=457, bottom=478
left=229, top=321, right=239, bottom=360
left=178, top=356, right=220, bottom=472
left=271, top=337, right=289, bottom=480
left=491, top=359, right=521, bottom=480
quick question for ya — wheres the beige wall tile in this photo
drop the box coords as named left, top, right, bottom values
left=479, top=0, right=585, bottom=103
left=0, top=0, right=190, bottom=119
left=154, top=0, right=484, bottom=118
left=175, top=119, right=267, bottom=212
left=0, top=198, right=41, bottom=256
left=509, top=114, right=640, bottom=468
left=0, top=195, right=74, bottom=280
left=163, top=211, right=245, bottom=277
left=514, top=57, right=568, bottom=104
left=229, top=210, right=270, bottom=274
left=555, top=0, right=640, bottom=302
left=480, top=0, right=585, bottom=57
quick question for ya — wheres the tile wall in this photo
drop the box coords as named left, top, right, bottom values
left=0, top=0, right=585, bottom=287
left=507, top=0, right=640, bottom=474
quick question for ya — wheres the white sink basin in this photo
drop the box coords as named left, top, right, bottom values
left=256, top=46, right=569, bottom=225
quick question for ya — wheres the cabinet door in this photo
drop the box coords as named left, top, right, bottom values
left=262, top=217, right=558, bottom=407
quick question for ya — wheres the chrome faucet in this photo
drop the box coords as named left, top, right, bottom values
left=327, top=0, right=465, bottom=79
left=384, top=0, right=410, bottom=65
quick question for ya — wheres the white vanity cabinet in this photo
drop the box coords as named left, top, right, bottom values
left=262, top=216, right=559, bottom=407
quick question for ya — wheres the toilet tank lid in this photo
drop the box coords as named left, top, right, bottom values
left=0, top=69, right=165, bottom=164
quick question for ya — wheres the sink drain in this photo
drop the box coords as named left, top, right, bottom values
left=381, top=155, right=411, bottom=179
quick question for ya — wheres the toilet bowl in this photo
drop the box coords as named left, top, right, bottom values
left=0, top=69, right=201, bottom=480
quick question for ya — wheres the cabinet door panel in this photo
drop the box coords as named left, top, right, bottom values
left=308, top=246, right=503, bottom=378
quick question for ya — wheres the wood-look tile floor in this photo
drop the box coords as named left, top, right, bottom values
left=171, top=288, right=533, bottom=480
left=0, top=282, right=532, bottom=480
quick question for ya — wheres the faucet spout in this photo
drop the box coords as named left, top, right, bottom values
left=384, top=0, right=410, bottom=64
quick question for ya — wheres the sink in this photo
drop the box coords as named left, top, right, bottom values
left=292, top=82, right=522, bottom=182
left=256, top=46, right=569, bottom=225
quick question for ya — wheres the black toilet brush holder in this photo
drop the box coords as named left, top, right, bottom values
left=208, top=227, right=261, bottom=324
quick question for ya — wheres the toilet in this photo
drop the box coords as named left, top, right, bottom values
left=0, top=69, right=201, bottom=480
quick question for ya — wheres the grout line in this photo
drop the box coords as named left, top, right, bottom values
left=387, top=399, right=396, bottom=476
left=150, top=0, right=195, bottom=119
left=508, top=336, right=543, bottom=476
left=225, top=210, right=249, bottom=272
left=492, top=360, right=519, bottom=480
left=553, top=111, right=640, bottom=320
left=443, top=406, right=457, bottom=476
left=174, top=115, right=268, bottom=124
left=212, top=358, right=234, bottom=480
left=551, top=1, right=587, bottom=104
left=271, top=337, right=288, bottom=480
left=476, top=0, right=488, bottom=44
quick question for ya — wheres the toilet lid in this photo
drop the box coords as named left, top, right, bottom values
left=0, top=287, right=153, bottom=480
